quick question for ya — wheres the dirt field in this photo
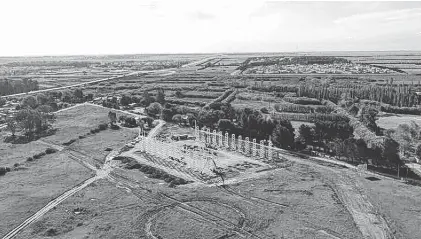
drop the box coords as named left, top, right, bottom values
left=16, top=162, right=364, bottom=239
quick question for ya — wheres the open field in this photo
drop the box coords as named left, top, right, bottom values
left=0, top=148, right=93, bottom=236
left=15, top=162, right=366, bottom=239
left=377, top=113, right=421, bottom=130
left=0, top=104, right=140, bottom=237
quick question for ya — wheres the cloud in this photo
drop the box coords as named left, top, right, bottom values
left=334, top=8, right=421, bottom=25
left=187, top=11, right=215, bottom=20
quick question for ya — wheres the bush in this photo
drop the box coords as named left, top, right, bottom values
left=110, top=124, right=120, bottom=130
left=63, top=139, right=76, bottom=146
left=260, top=107, right=269, bottom=114
left=45, top=148, right=57, bottom=154
left=98, top=123, right=108, bottom=131
left=90, top=129, right=96, bottom=134
left=27, top=157, right=34, bottom=162
left=0, top=167, right=9, bottom=176
left=79, top=135, right=86, bottom=139
left=33, top=152, right=47, bottom=159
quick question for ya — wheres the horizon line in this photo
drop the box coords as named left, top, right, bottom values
left=1, top=50, right=421, bottom=58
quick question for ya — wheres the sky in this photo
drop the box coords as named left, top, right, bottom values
left=0, top=0, right=420, bottom=56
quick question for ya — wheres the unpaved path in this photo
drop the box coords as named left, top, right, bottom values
left=1, top=176, right=100, bottom=239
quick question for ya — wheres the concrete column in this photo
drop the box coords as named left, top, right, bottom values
left=268, top=141, right=273, bottom=161
left=225, top=132, right=230, bottom=149
left=195, top=126, right=199, bottom=141
left=231, top=134, right=236, bottom=151
left=218, top=132, right=223, bottom=147
left=245, top=137, right=250, bottom=155
left=252, top=139, right=257, bottom=156
left=260, top=140, right=265, bottom=158
left=212, top=130, right=217, bottom=146
left=237, top=135, right=242, bottom=152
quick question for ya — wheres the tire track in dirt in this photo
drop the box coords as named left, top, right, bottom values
left=1, top=176, right=99, bottom=239
left=143, top=196, right=262, bottom=239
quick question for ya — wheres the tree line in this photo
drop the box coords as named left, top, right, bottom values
left=0, top=79, right=39, bottom=96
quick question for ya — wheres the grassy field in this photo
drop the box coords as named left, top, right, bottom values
left=377, top=113, right=421, bottom=130
left=16, top=163, right=364, bottom=239
left=0, top=104, right=140, bottom=237
left=359, top=176, right=421, bottom=239
left=0, top=149, right=93, bottom=237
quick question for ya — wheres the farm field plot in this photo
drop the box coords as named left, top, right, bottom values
left=376, top=113, right=421, bottom=130
left=46, top=104, right=134, bottom=145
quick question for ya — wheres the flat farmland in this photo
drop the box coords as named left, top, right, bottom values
left=377, top=113, right=421, bottom=130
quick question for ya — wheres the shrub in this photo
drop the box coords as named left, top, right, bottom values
left=27, top=157, right=34, bottom=162
left=78, top=135, right=86, bottom=139
left=98, top=123, right=108, bottom=131
left=33, top=152, right=46, bottom=159
left=45, top=148, right=57, bottom=154
left=110, top=124, right=120, bottom=130
left=105, top=147, right=112, bottom=151
left=63, top=139, right=76, bottom=146
left=0, top=167, right=11, bottom=176
left=260, top=107, right=269, bottom=114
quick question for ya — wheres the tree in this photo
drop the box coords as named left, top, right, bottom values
left=120, top=95, right=131, bottom=106
left=382, top=138, right=403, bottom=176
left=186, top=113, right=196, bottom=126
left=416, top=144, right=421, bottom=160
left=36, top=93, right=49, bottom=105
left=172, top=114, right=183, bottom=124
left=272, top=124, right=294, bottom=149
left=156, top=88, right=165, bottom=104
left=143, top=90, right=153, bottom=106
left=73, top=88, right=84, bottom=100
left=393, top=124, right=413, bottom=156
left=218, top=119, right=236, bottom=133
left=15, top=108, right=41, bottom=135
left=21, top=96, right=37, bottom=109
left=6, top=118, right=17, bottom=136
left=175, top=90, right=183, bottom=98
left=329, top=139, right=346, bottom=160
left=37, top=105, right=55, bottom=130
left=143, top=116, right=154, bottom=128
left=146, top=102, right=162, bottom=117
left=298, top=124, right=314, bottom=145
left=360, top=107, right=379, bottom=134
left=108, top=111, right=117, bottom=126
left=61, top=90, right=73, bottom=103
left=0, top=97, right=6, bottom=107
left=161, top=108, right=174, bottom=121
left=123, top=117, right=137, bottom=127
